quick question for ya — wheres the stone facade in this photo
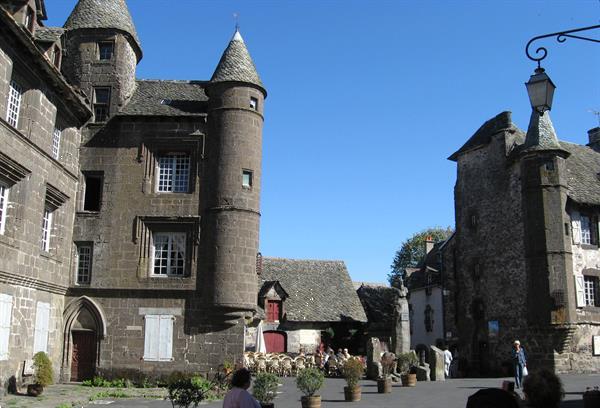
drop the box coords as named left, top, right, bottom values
left=446, top=111, right=600, bottom=375
left=0, top=0, right=267, bottom=389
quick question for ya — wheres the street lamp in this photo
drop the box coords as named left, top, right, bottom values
left=525, top=67, right=555, bottom=115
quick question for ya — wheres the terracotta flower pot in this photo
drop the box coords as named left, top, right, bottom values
left=344, top=385, right=361, bottom=402
left=401, top=373, right=417, bottom=387
left=377, top=378, right=392, bottom=393
left=301, top=395, right=321, bottom=408
left=27, top=383, right=44, bottom=396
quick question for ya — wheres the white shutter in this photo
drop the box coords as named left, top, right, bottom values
left=575, top=275, right=586, bottom=308
left=143, top=315, right=159, bottom=361
left=158, top=315, right=173, bottom=361
left=33, top=302, right=50, bottom=353
left=0, top=294, right=13, bottom=360
left=571, top=214, right=581, bottom=245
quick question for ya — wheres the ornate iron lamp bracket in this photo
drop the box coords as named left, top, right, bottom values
left=526, top=25, right=600, bottom=68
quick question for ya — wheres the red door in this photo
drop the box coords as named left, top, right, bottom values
left=264, top=331, right=286, bottom=353
left=71, top=331, right=96, bottom=381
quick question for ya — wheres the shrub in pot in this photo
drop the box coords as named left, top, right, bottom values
left=377, top=352, right=395, bottom=393
left=253, top=372, right=279, bottom=408
left=296, top=367, right=324, bottom=408
left=341, top=358, right=364, bottom=402
left=397, top=352, right=418, bottom=387
left=27, top=351, right=53, bottom=396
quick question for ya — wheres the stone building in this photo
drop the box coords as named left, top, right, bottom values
left=446, top=109, right=600, bottom=374
left=252, top=258, right=367, bottom=354
left=0, top=0, right=267, bottom=388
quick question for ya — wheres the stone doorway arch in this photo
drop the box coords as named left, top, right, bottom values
left=61, top=296, right=107, bottom=382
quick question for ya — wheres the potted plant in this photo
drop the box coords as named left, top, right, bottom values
left=377, top=352, right=395, bottom=393
left=252, top=372, right=279, bottom=408
left=341, top=358, right=363, bottom=402
left=397, top=352, right=418, bottom=387
left=296, top=367, right=324, bottom=408
left=27, top=352, right=53, bottom=396
left=584, top=386, right=600, bottom=408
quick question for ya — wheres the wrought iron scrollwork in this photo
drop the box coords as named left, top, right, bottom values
left=525, top=25, right=600, bottom=67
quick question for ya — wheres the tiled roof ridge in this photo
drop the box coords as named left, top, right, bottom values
left=136, top=79, right=209, bottom=84
left=263, top=256, right=345, bottom=263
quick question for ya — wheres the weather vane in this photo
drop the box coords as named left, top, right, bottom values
left=233, top=12, right=239, bottom=31
left=590, top=110, right=600, bottom=127
left=525, top=24, right=600, bottom=68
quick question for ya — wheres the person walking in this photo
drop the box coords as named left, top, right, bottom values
left=511, top=340, right=527, bottom=389
left=223, top=368, right=260, bottom=408
left=443, top=345, right=453, bottom=378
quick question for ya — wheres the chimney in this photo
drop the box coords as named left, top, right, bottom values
left=425, top=236, right=434, bottom=254
left=588, top=127, right=600, bottom=151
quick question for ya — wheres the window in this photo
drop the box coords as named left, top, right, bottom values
left=157, top=154, right=190, bottom=193
left=93, top=87, right=110, bottom=122
left=52, top=128, right=61, bottom=160
left=152, top=232, right=186, bottom=276
left=242, top=169, right=253, bottom=188
left=0, top=294, right=13, bottom=360
left=0, top=183, right=8, bottom=235
left=249, top=97, right=258, bottom=110
left=424, top=305, right=434, bottom=332
left=266, top=300, right=281, bottom=322
left=143, top=315, right=173, bottom=361
left=41, top=207, right=53, bottom=251
left=98, top=42, right=114, bottom=60
left=83, top=172, right=103, bottom=211
left=33, top=302, right=50, bottom=353
left=584, top=276, right=599, bottom=307
left=24, top=7, right=34, bottom=32
left=52, top=45, right=61, bottom=68
left=76, top=244, right=93, bottom=284
left=6, top=80, right=22, bottom=128
left=580, top=215, right=597, bottom=245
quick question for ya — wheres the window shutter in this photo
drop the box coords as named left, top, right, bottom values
left=143, top=315, right=159, bottom=360
left=158, top=315, right=173, bottom=361
left=0, top=294, right=13, bottom=360
left=575, top=275, right=585, bottom=308
left=571, top=215, right=581, bottom=245
left=33, top=302, right=50, bottom=353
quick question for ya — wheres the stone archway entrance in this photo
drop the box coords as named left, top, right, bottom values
left=62, top=297, right=107, bottom=382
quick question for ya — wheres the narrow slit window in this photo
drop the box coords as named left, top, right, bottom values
left=242, top=170, right=253, bottom=188
left=6, top=80, right=22, bottom=128
left=250, top=97, right=258, bottom=110
left=52, top=128, right=61, bottom=160
left=41, top=207, right=53, bottom=251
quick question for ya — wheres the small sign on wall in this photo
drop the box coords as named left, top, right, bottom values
left=488, top=320, right=499, bottom=339
left=593, top=335, right=600, bottom=356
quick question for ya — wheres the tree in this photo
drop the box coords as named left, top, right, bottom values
left=388, top=226, right=453, bottom=288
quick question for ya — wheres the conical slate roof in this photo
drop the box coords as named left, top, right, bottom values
left=64, top=0, right=141, bottom=59
left=521, top=111, right=566, bottom=154
left=210, top=30, right=264, bottom=93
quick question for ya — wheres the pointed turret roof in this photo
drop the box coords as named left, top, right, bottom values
left=210, top=30, right=265, bottom=94
left=521, top=111, right=568, bottom=155
left=64, top=0, right=142, bottom=60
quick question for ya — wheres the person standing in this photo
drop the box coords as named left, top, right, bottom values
left=511, top=340, right=527, bottom=389
left=443, top=345, right=453, bottom=378
left=223, top=368, right=260, bottom=408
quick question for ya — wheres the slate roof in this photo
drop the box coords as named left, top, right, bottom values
left=34, top=26, right=64, bottom=43
left=448, top=111, right=514, bottom=161
left=563, top=141, right=600, bottom=206
left=210, top=30, right=265, bottom=93
left=521, top=111, right=564, bottom=153
left=259, top=258, right=367, bottom=323
left=63, top=0, right=141, bottom=59
left=355, top=284, right=398, bottom=326
left=118, top=80, right=208, bottom=116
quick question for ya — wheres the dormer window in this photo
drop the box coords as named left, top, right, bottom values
left=266, top=300, right=281, bottom=322
left=24, top=7, right=35, bottom=32
left=98, top=42, right=114, bottom=60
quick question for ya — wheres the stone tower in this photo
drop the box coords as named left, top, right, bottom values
left=61, top=0, right=141, bottom=121
left=202, top=30, right=267, bottom=320
left=519, top=111, right=575, bottom=329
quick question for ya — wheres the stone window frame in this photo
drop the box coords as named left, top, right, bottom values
left=156, top=154, right=191, bottom=193
left=6, top=80, right=23, bottom=128
left=97, top=41, right=114, bottom=61
left=242, top=169, right=253, bottom=189
left=92, top=87, right=111, bottom=123
left=52, top=126, right=62, bottom=160
left=75, top=241, right=93, bottom=285
left=133, top=216, right=200, bottom=280
left=151, top=232, right=186, bottom=277
left=41, top=183, right=69, bottom=254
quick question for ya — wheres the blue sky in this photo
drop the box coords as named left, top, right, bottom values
left=47, top=1, right=599, bottom=284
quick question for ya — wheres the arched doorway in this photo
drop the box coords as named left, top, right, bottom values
left=264, top=331, right=286, bottom=353
left=62, top=297, right=106, bottom=382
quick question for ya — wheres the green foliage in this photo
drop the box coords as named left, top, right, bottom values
left=89, top=390, right=130, bottom=401
left=252, top=372, right=279, bottom=403
left=55, top=404, right=73, bottom=408
left=32, top=352, right=53, bottom=387
left=341, top=358, right=364, bottom=388
left=82, top=376, right=130, bottom=388
left=396, top=352, right=418, bottom=375
left=166, top=378, right=207, bottom=408
left=296, top=368, right=324, bottom=397
left=389, top=226, right=453, bottom=287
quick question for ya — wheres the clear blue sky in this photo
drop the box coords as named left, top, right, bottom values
left=48, top=1, right=599, bottom=284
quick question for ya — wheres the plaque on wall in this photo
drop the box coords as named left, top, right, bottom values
left=593, top=335, right=600, bottom=356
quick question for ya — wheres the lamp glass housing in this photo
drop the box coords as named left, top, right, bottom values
left=525, top=68, right=556, bottom=113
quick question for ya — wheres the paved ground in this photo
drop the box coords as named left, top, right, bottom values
left=1, top=374, right=599, bottom=408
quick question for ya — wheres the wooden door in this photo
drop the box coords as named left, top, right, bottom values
left=264, top=331, right=286, bottom=353
left=266, top=300, right=281, bottom=321
left=71, top=331, right=96, bottom=381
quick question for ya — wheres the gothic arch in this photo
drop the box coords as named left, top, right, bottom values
left=61, top=296, right=107, bottom=381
